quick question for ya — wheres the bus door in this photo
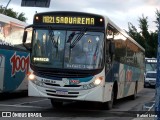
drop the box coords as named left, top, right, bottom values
left=106, top=24, right=116, bottom=82
left=105, top=39, right=115, bottom=82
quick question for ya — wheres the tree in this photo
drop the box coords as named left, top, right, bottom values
left=0, top=5, right=27, bottom=22
left=128, top=11, right=160, bottom=58
left=138, top=15, right=152, bottom=57
left=154, top=9, right=160, bottom=30
left=128, top=22, right=144, bottom=48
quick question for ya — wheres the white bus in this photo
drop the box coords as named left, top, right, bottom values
left=22, top=11, right=145, bottom=109
left=0, top=14, right=29, bottom=93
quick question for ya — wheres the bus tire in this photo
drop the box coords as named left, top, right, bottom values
left=50, top=99, right=63, bottom=108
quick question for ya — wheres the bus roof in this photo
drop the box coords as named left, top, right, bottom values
left=0, top=14, right=28, bottom=27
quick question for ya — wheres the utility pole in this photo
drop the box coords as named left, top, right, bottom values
left=155, top=19, right=160, bottom=120
left=2, top=0, right=12, bottom=14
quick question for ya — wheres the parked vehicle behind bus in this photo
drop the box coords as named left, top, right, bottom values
left=144, top=71, right=157, bottom=87
left=0, top=14, right=30, bottom=93
left=145, top=58, right=157, bottom=74
left=22, top=11, right=145, bottom=109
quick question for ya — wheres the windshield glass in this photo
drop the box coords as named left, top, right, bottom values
left=31, top=29, right=104, bottom=70
left=146, top=63, right=157, bottom=71
left=146, top=73, right=157, bottom=78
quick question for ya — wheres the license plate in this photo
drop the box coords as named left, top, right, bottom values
left=56, top=91, right=68, bottom=95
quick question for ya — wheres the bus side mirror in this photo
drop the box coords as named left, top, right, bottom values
left=22, top=31, right=31, bottom=51
left=23, top=31, right=27, bottom=43
left=109, top=41, right=115, bottom=55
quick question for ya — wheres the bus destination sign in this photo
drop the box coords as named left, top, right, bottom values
left=42, top=16, right=95, bottom=25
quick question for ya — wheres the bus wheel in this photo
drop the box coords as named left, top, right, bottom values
left=104, top=89, right=114, bottom=110
left=50, top=99, right=63, bottom=108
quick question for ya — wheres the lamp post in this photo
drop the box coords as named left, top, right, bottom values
left=2, top=0, right=12, bottom=14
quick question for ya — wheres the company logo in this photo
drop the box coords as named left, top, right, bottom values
left=70, top=79, right=80, bottom=84
left=10, top=52, right=30, bottom=76
left=2, top=112, right=11, bottom=117
left=62, top=78, right=69, bottom=85
left=1, top=112, right=42, bottom=118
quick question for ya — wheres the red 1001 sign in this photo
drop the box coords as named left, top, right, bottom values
left=10, top=52, right=30, bottom=76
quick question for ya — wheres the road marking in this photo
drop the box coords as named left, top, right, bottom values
left=0, top=104, right=45, bottom=108
left=14, top=99, right=49, bottom=105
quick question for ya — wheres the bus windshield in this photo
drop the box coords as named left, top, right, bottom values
left=31, top=29, right=104, bottom=70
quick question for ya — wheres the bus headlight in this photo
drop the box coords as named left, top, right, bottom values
left=82, top=76, right=104, bottom=89
left=28, top=73, right=35, bottom=80
left=94, top=77, right=103, bottom=85
left=28, top=73, right=43, bottom=86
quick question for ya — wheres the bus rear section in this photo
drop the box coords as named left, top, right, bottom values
left=0, top=49, right=29, bottom=93
left=0, top=14, right=30, bottom=93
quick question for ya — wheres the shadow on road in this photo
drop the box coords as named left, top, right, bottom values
left=0, top=91, right=28, bottom=101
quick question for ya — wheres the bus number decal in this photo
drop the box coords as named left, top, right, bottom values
left=10, top=52, right=30, bottom=76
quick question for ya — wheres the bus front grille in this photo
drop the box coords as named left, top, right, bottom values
left=46, top=90, right=79, bottom=98
left=64, top=85, right=81, bottom=87
left=47, top=93, right=78, bottom=98
left=44, top=83, right=81, bottom=88
left=33, top=69, right=92, bottom=78
left=44, top=83, right=60, bottom=87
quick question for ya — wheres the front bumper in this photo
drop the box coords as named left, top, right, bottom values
left=28, top=80, right=105, bottom=102
left=145, top=80, right=156, bottom=86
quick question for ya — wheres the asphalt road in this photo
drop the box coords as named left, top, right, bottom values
left=0, top=87, right=155, bottom=120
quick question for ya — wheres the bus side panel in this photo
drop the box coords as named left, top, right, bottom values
left=111, top=62, right=133, bottom=99
left=106, top=62, right=143, bottom=100
left=137, top=71, right=144, bottom=93
left=118, top=63, right=143, bottom=98
left=117, top=63, right=125, bottom=99
left=0, top=54, right=5, bottom=92
left=119, top=64, right=143, bottom=98
left=122, top=65, right=136, bottom=97
left=1, top=49, right=29, bottom=92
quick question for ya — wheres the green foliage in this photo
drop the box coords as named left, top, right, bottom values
left=128, top=10, right=160, bottom=58
left=0, top=5, right=27, bottom=22
left=154, top=9, right=160, bottom=30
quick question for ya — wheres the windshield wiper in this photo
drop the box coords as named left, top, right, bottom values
left=70, top=27, right=87, bottom=48
left=67, top=32, right=75, bottom=43
left=65, top=28, right=87, bottom=62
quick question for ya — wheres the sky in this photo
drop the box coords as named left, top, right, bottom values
left=0, top=0, right=160, bottom=32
